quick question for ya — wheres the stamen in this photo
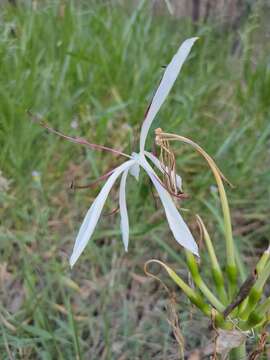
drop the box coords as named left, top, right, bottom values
left=156, top=130, right=233, bottom=188
left=154, top=128, right=181, bottom=197
left=27, top=110, right=131, bottom=159
left=71, top=169, right=115, bottom=190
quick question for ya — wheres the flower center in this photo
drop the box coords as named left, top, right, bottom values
left=155, top=128, right=180, bottom=196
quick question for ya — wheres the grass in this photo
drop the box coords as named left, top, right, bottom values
left=0, top=1, right=270, bottom=359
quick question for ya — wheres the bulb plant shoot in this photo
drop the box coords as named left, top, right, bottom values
left=32, top=38, right=270, bottom=359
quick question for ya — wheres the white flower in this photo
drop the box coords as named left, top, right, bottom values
left=70, top=37, right=199, bottom=267
left=32, top=170, right=41, bottom=178
left=31, top=170, right=41, bottom=183
left=70, top=119, right=79, bottom=129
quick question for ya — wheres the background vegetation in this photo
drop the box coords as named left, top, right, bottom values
left=0, top=1, right=269, bottom=358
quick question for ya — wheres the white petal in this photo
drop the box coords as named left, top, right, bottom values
left=70, top=159, right=136, bottom=267
left=129, top=153, right=140, bottom=181
left=176, top=175, right=182, bottom=191
left=150, top=173, right=198, bottom=255
left=144, top=151, right=182, bottom=191
left=119, top=169, right=129, bottom=251
left=139, top=158, right=199, bottom=256
left=139, top=37, right=198, bottom=153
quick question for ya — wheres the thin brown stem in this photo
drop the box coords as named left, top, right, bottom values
left=27, top=110, right=130, bottom=158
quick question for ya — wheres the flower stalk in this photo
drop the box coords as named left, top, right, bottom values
left=144, top=259, right=228, bottom=329
left=256, top=244, right=270, bottom=275
left=144, top=260, right=211, bottom=316
left=185, top=251, right=225, bottom=312
left=240, top=261, right=270, bottom=320
left=229, top=343, right=247, bottom=360
left=196, top=215, right=228, bottom=303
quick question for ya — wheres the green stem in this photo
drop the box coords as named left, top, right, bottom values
left=185, top=251, right=225, bottom=313
left=238, top=247, right=270, bottom=315
left=196, top=215, right=228, bottom=303
left=256, top=245, right=270, bottom=275
left=212, top=268, right=228, bottom=304
left=256, top=296, right=270, bottom=315
left=229, top=342, right=246, bottom=359
left=240, top=261, right=270, bottom=319
left=241, top=310, right=264, bottom=330
left=215, top=171, right=237, bottom=298
left=239, top=287, right=262, bottom=320
left=144, top=260, right=211, bottom=316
